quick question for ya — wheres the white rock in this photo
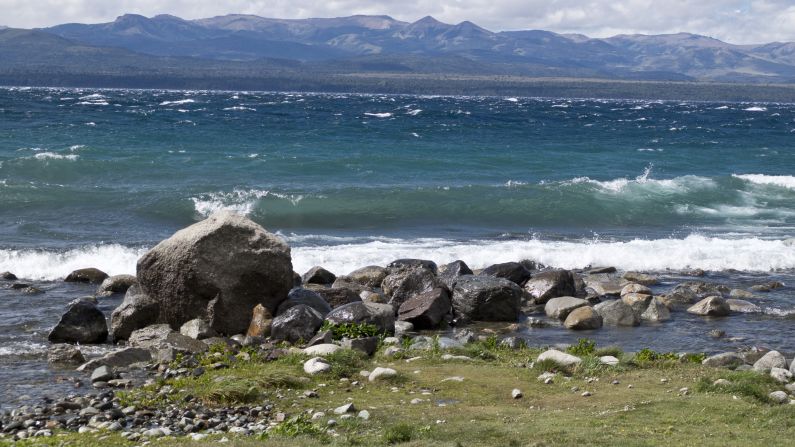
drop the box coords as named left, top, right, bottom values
left=770, top=367, right=793, bottom=384
left=382, top=337, right=400, bottom=345
left=190, top=433, right=208, bottom=441
left=303, top=357, right=331, bottom=375
left=384, top=346, right=403, bottom=357
left=599, top=356, right=619, bottom=366
left=537, top=349, right=582, bottom=367
left=303, top=344, right=342, bottom=356
left=511, top=388, right=523, bottom=399
left=441, top=354, right=472, bottom=361
left=537, top=372, right=557, bottom=382
left=357, top=410, right=370, bottom=420
left=769, top=390, right=789, bottom=404
left=441, top=376, right=465, bottom=382
left=369, top=367, right=398, bottom=382
left=334, top=403, right=355, bottom=414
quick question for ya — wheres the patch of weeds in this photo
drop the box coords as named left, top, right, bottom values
left=320, top=321, right=380, bottom=340
left=632, top=348, right=679, bottom=365
left=695, top=370, right=781, bottom=404
left=680, top=352, right=706, bottom=364
left=574, top=356, right=613, bottom=377
left=269, top=415, right=326, bottom=438
left=567, top=338, right=596, bottom=356
left=482, top=335, right=499, bottom=351
left=204, top=378, right=263, bottom=405
left=326, top=348, right=367, bottom=378
left=383, top=423, right=415, bottom=444
left=532, top=358, right=573, bottom=375
left=595, top=346, right=623, bottom=358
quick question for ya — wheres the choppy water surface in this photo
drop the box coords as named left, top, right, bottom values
left=1, top=87, right=793, bottom=408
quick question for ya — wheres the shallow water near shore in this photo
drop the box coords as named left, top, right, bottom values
left=0, top=87, right=793, bottom=409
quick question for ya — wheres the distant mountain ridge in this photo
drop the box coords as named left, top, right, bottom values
left=34, top=13, right=795, bottom=83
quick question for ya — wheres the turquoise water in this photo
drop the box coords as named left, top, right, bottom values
left=1, top=87, right=794, bottom=407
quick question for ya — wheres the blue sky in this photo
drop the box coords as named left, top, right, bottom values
left=2, top=0, right=793, bottom=44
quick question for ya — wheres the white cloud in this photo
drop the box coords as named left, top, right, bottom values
left=1, top=0, right=794, bottom=44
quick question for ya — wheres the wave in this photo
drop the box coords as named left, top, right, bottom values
left=364, top=112, right=393, bottom=118
left=191, top=189, right=304, bottom=217
left=31, top=152, right=79, bottom=161
left=743, top=106, right=767, bottom=112
left=159, top=99, right=195, bottom=106
left=0, top=244, right=148, bottom=281
left=733, top=174, right=795, bottom=190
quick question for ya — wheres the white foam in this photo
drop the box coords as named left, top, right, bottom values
left=554, top=169, right=716, bottom=195
left=744, top=106, right=767, bottom=112
left=364, top=112, right=393, bottom=118
left=78, top=93, right=105, bottom=100
left=159, top=99, right=195, bottom=106
left=289, top=235, right=795, bottom=275
left=733, top=174, right=795, bottom=190
left=0, top=244, right=148, bottom=281
left=31, top=152, right=79, bottom=161
left=223, top=106, right=256, bottom=111
left=76, top=101, right=108, bottom=106
left=191, top=189, right=304, bottom=217
left=406, top=109, right=422, bottom=116
left=505, top=97, right=519, bottom=102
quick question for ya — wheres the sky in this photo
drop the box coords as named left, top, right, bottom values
left=1, top=0, right=794, bottom=44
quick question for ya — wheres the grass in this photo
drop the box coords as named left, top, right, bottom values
left=4, top=340, right=795, bottom=447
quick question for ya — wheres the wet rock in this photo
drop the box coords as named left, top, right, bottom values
left=136, top=211, right=293, bottom=335
left=77, top=347, right=151, bottom=371
left=582, top=273, right=624, bottom=297
left=277, top=288, right=333, bottom=318
left=48, top=300, right=108, bottom=344
left=313, top=287, right=362, bottom=309
left=545, top=296, right=588, bottom=320
left=621, top=283, right=652, bottom=296
left=271, top=305, right=324, bottom=344
left=325, top=301, right=395, bottom=334
left=702, top=352, right=745, bottom=369
left=621, top=293, right=653, bottom=316
left=110, top=284, right=160, bottom=341
left=96, top=275, right=136, bottom=297
left=640, top=298, right=671, bottom=321
left=563, top=306, right=603, bottom=330
left=90, top=366, right=115, bottom=383
left=368, top=367, right=397, bottom=382
left=587, top=267, right=616, bottom=274
left=479, top=262, right=532, bottom=286
left=687, top=296, right=731, bottom=317
left=537, top=349, right=581, bottom=367
left=65, top=268, right=108, bottom=284
left=180, top=318, right=216, bottom=340
left=451, top=275, right=522, bottom=322
left=47, top=344, right=85, bottom=365
left=622, top=272, right=659, bottom=286
left=753, top=351, right=787, bottom=372
left=593, top=299, right=640, bottom=326
left=345, top=266, right=389, bottom=288
left=438, top=260, right=473, bottom=290
left=729, top=289, right=755, bottom=300
left=1, top=271, right=17, bottom=280
left=750, top=282, right=784, bottom=292
left=726, top=299, right=762, bottom=313
left=245, top=304, right=272, bottom=338
left=302, top=266, right=336, bottom=285
left=397, top=288, right=451, bottom=329
left=382, top=267, right=441, bottom=309
left=387, top=259, right=438, bottom=274
left=524, top=270, right=577, bottom=304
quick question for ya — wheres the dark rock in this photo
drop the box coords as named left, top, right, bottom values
left=305, top=330, right=333, bottom=347
left=325, top=301, right=395, bottom=334
left=687, top=296, right=731, bottom=317
left=21, top=286, right=44, bottom=294
left=9, top=282, right=30, bottom=289
left=202, top=337, right=240, bottom=351
left=64, top=268, right=108, bottom=284
left=341, top=336, right=379, bottom=356
left=397, top=288, right=451, bottom=329
left=451, top=275, right=522, bottom=322
left=313, top=287, right=361, bottom=309
left=330, top=277, right=368, bottom=294
left=245, top=304, right=272, bottom=337
left=96, top=275, right=137, bottom=297
left=387, top=259, right=438, bottom=274
left=1, top=271, right=17, bottom=280
left=479, top=262, right=532, bottom=286
left=622, top=272, right=659, bottom=286
left=136, top=211, right=293, bottom=335
left=277, top=288, right=332, bottom=317
left=292, top=272, right=302, bottom=287
left=110, top=284, right=160, bottom=341
left=47, top=344, right=85, bottom=366
left=382, top=267, right=440, bottom=309
left=438, top=260, right=473, bottom=290
left=587, top=267, right=616, bottom=274
left=271, top=305, right=324, bottom=343
left=523, top=270, right=577, bottom=304
left=564, top=306, right=603, bottom=330
left=345, top=265, right=389, bottom=288
left=593, top=299, right=639, bottom=326
left=302, top=266, right=336, bottom=285
left=48, top=300, right=108, bottom=344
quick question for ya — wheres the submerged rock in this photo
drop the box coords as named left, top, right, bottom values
left=593, top=299, right=639, bottom=327
left=65, top=268, right=108, bottom=284
left=451, top=275, right=522, bottom=322
left=726, top=299, right=762, bottom=313
left=47, top=344, right=85, bottom=366
left=48, top=300, right=108, bottom=344
left=135, top=211, right=294, bottom=335
left=687, top=296, right=731, bottom=317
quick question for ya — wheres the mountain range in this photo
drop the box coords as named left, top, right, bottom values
left=3, top=13, right=795, bottom=96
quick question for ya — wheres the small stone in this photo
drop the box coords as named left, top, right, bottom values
left=441, top=376, right=465, bottom=382
left=581, top=391, right=592, bottom=397
left=660, top=378, right=668, bottom=383
left=357, top=410, right=370, bottom=420
left=511, top=389, right=523, bottom=399
left=303, top=357, right=331, bottom=375
left=770, top=367, right=793, bottom=384
left=410, top=398, right=423, bottom=404
left=90, top=365, right=115, bottom=383
left=334, top=403, right=356, bottom=414
left=612, top=380, right=620, bottom=385
left=599, top=356, right=619, bottom=366
left=769, top=391, right=789, bottom=404
left=713, top=379, right=732, bottom=386
left=679, top=387, right=690, bottom=395
left=368, top=367, right=398, bottom=382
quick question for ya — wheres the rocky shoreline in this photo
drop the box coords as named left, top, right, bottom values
left=1, top=211, right=793, bottom=442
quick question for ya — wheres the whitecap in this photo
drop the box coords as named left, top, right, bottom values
left=159, top=99, right=195, bottom=106
left=190, top=189, right=303, bottom=217
left=744, top=106, right=767, bottom=112
left=31, top=152, right=79, bottom=161
left=733, top=174, right=795, bottom=190
left=406, top=109, right=422, bottom=116
left=505, top=97, right=519, bottom=102
left=364, top=112, right=393, bottom=118
left=0, top=244, right=148, bottom=281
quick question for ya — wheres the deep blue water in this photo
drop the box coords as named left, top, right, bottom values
left=1, top=87, right=794, bottom=407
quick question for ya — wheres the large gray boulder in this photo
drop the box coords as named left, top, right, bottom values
left=687, top=296, right=731, bottom=317
left=702, top=352, right=745, bottom=369
left=344, top=266, right=389, bottom=288
left=544, top=296, right=588, bottom=320
left=451, top=275, right=522, bottom=322
left=325, top=301, right=396, bottom=334
left=381, top=267, right=440, bottom=309
left=582, top=273, right=625, bottom=296
left=753, top=351, right=787, bottom=373
left=48, top=300, right=108, bottom=344
left=524, top=270, right=577, bottom=304
left=621, top=293, right=654, bottom=316
left=387, top=259, right=438, bottom=274
left=135, top=211, right=293, bottom=335
left=277, top=288, right=333, bottom=318
left=397, top=288, right=451, bottom=329
left=640, top=298, right=671, bottom=321
left=96, top=274, right=137, bottom=297
left=593, top=299, right=640, bottom=326
left=110, top=284, right=160, bottom=341
left=438, top=260, right=473, bottom=290
left=271, top=305, right=324, bottom=343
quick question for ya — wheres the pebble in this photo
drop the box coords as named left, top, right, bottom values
left=334, top=403, right=356, bottom=414
left=357, top=410, right=370, bottom=420
left=511, top=389, right=523, bottom=399
left=581, top=391, right=592, bottom=397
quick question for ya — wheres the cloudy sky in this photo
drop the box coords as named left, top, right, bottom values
left=2, top=0, right=794, bottom=44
